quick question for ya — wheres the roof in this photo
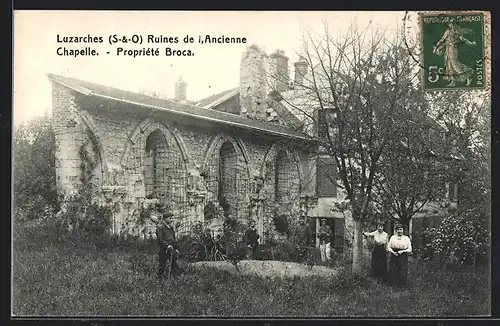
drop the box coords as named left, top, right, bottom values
left=195, top=86, right=305, bottom=131
left=195, top=88, right=239, bottom=109
left=47, top=73, right=314, bottom=142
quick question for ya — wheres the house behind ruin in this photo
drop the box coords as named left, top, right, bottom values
left=48, top=44, right=459, bottom=252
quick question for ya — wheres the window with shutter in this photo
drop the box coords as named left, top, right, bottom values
left=317, top=108, right=339, bottom=139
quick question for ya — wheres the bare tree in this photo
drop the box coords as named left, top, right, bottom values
left=266, top=21, right=433, bottom=274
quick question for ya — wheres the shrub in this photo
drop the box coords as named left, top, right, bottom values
left=203, top=202, right=218, bottom=221
left=59, top=195, right=112, bottom=237
left=272, top=214, right=289, bottom=235
left=177, top=217, right=247, bottom=267
left=271, top=241, right=296, bottom=262
left=423, top=209, right=489, bottom=266
left=13, top=117, right=59, bottom=220
left=179, top=221, right=219, bottom=262
left=255, top=245, right=273, bottom=261
left=219, top=216, right=246, bottom=269
left=15, top=195, right=56, bottom=222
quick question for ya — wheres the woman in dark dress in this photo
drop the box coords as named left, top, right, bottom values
left=363, top=222, right=389, bottom=281
left=387, top=223, right=413, bottom=287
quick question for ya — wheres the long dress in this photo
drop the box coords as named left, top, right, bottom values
left=387, top=235, right=412, bottom=287
left=365, top=231, right=388, bottom=280
left=372, top=244, right=388, bottom=279
left=434, top=26, right=475, bottom=84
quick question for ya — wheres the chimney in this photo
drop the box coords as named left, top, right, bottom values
left=239, top=44, right=270, bottom=121
left=269, top=49, right=290, bottom=93
left=174, top=76, right=187, bottom=101
left=294, top=57, right=308, bottom=86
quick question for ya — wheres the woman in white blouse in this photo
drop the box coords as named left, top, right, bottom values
left=363, top=221, right=389, bottom=281
left=386, top=223, right=413, bottom=287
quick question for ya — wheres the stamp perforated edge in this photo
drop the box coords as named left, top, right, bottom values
left=418, top=10, right=491, bottom=92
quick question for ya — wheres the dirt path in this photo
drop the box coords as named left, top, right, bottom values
left=191, top=260, right=339, bottom=278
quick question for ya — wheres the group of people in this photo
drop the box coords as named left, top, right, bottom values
left=155, top=211, right=412, bottom=287
left=363, top=222, right=413, bottom=287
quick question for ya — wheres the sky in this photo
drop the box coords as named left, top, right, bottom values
left=13, top=11, right=409, bottom=126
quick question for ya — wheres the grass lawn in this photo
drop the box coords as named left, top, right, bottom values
left=12, top=233, right=490, bottom=317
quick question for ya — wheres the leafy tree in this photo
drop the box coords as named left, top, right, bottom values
left=13, top=116, right=58, bottom=220
left=433, top=91, right=490, bottom=213
left=422, top=91, right=491, bottom=265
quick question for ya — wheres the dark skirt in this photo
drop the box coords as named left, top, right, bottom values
left=388, top=252, right=409, bottom=287
left=370, top=244, right=388, bottom=280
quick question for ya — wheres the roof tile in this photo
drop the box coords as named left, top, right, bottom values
left=47, top=73, right=314, bottom=141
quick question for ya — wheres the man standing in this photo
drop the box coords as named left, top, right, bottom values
left=318, top=219, right=333, bottom=263
left=156, top=211, right=179, bottom=279
left=295, top=216, right=312, bottom=262
left=245, top=220, right=260, bottom=259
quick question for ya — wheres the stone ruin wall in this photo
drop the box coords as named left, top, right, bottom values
left=52, top=83, right=313, bottom=241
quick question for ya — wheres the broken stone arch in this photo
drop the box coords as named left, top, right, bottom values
left=122, top=118, right=191, bottom=221
left=260, top=142, right=304, bottom=190
left=77, top=110, right=107, bottom=169
left=68, top=111, right=105, bottom=196
left=202, top=134, right=251, bottom=220
left=260, top=142, right=303, bottom=221
left=122, top=117, right=191, bottom=166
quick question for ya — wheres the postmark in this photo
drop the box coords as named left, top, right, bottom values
left=420, top=11, right=489, bottom=90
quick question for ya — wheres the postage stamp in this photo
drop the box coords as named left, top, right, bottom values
left=420, top=11, right=490, bottom=91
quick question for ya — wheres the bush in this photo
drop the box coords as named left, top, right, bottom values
left=13, top=117, right=59, bottom=219
left=272, top=214, right=289, bottom=235
left=58, top=195, right=112, bottom=238
left=255, top=245, right=273, bottom=261
left=178, top=222, right=220, bottom=262
left=203, top=202, right=218, bottom=221
left=423, top=209, right=489, bottom=266
left=14, top=188, right=114, bottom=248
left=274, top=241, right=298, bottom=262
left=219, top=216, right=246, bottom=269
left=177, top=217, right=247, bottom=266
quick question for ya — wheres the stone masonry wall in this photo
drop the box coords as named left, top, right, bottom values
left=239, top=45, right=270, bottom=121
left=52, top=84, right=104, bottom=197
left=52, top=83, right=311, bottom=240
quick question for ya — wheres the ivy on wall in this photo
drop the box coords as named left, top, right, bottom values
left=79, top=128, right=101, bottom=187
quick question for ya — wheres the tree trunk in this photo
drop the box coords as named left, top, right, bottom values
left=352, top=220, right=366, bottom=275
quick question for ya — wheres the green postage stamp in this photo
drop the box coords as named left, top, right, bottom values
left=420, top=11, right=490, bottom=90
